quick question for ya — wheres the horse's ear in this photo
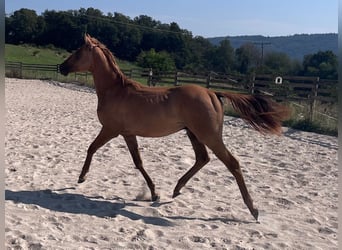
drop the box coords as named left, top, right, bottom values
left=84, top=33, right=92, bottom=46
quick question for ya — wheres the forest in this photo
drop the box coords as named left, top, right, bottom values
left=5, top=8, right=337, bottom=80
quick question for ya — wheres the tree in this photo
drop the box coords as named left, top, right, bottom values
left=137, top=49, right=175, bottom=72
left=209, top=39, right=234, bottom=73
left=133, top=15, right=159, bottom=28
left=181, top=36, right=213, bottom=72
left=6, top=8, right=41, bottom=44
left=263, top=51, right=292, bottom=74
left=302, top=50, right=337, bottom=79
left=234, top=43, right=260, bottom=74
left=40, top=10, right=83, bottom=50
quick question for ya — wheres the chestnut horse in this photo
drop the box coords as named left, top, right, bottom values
left=59, top=34, right=288, bottom=220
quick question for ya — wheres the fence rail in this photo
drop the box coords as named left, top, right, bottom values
left=5, top=61, right=337, bottom=100
left=5, top=61, right=337, bottom=126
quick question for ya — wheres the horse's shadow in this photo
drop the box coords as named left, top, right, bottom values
left=6, top=189, right=254, bottom=226
left=5, top=188, right=173, bottom=227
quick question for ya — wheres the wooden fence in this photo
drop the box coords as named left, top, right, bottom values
left=5, top=61, right=337, bottom=101
left=5, top=61, right=58, bottom=79
left=5, top=61, right=337, bottom=125
left=5, top=61, right=91, bottom=82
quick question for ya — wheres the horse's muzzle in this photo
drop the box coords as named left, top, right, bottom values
left=59, top=63, right=69, bottom=76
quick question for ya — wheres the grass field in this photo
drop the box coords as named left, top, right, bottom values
left=5, top=44, right=149, bottom=85
left=5, top=44, right=142, bottom=71
left=5, top=44, right=69, bottom=64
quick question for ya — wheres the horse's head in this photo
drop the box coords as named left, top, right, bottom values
left=59, top=34, right=96, bottom=76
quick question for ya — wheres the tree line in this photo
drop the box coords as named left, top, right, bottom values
left=5, top=8, right=337, bottom=79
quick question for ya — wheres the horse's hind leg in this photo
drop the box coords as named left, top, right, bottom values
left=173, top=129, right=210, bottom=198
left=208, top=140, right=259, bottom=220
left=78, top=127, right=117, bottom=183
left=123, top=135, right=159, bottom=201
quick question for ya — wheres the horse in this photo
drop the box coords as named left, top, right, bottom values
left=59, top=34, right=289, bottom=221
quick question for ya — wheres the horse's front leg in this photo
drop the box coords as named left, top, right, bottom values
left=123, top=135, right=159, bottom=201
left=78, top=127, right=117, bottom=183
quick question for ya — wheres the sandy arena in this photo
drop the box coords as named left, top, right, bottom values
left=5, top=78, right=337, bottom=249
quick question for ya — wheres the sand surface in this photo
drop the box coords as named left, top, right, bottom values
left=5, top=78, right=337, bottom=249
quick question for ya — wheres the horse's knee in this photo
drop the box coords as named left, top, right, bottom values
left=198, top=152, right=210, bottom=165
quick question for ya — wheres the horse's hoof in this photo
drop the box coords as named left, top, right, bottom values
left=251, top=208, right=259, bottom=221
left=151, top=194, right=160, bottom=202
left=172, top=191, right=180, bottom=198
left=78, top=177, right=86, bottom=183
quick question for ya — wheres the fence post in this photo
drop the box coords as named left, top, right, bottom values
left=250, top=74, right=255, bottom=94
left=309, top=77, right=319, bottom=122
left=56, top=64, right=59, bottom=80
left=148, top=68, right=153, bottom=86
left=19, top=62, right=23, bottom=78
left=174, top=71, right=179, bottom=86
left=206, top=71, right=212, bottom=88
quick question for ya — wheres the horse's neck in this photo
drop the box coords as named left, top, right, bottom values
left=91, top=54, right=123, bottom=98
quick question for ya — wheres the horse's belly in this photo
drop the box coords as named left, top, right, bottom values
left=125, top=119, right=184, bottom=138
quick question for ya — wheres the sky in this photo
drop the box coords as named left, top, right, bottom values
left=5, top=0, right=338, bottom=38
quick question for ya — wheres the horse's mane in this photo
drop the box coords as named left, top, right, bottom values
left=89, top=36, right=126, bottom=84
left=87, top=36, right=166, bottom=96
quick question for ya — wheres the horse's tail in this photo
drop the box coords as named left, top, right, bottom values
left=215, top=92, right=290, bottom=135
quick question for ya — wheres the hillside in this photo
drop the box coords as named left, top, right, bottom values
left=208, top=33, right=337, bottom=60
left=5, top=44, right=140, bottom=71
left=5, top=44, right=69, bottom=64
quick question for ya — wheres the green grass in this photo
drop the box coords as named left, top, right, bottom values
left=5, top=43, right=148, bottom=85
left=282, top=101, right=337, bottom=136
left=5, top=43, right=143, bottom=70
left=5, top=44, right=69, bottom=64
left=283, top=119, right=337, bottom=136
